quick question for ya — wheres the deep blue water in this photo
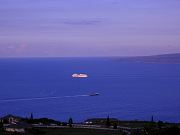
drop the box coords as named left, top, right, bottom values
left=0, top=58, right=180, bottom=123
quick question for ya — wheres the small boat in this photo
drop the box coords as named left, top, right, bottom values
left=72, top=73, right=88, bottom=78
left=89, top=93, right=100, bottom=96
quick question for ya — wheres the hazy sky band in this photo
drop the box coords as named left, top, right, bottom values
left=0, top=0, right=180, bottom=57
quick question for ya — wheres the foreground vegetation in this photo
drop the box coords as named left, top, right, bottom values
left=1, top=114, right=180, bottom=135
left=28, top=128, right=122, bottom=135
left=1, top=126, right=180, bottom=135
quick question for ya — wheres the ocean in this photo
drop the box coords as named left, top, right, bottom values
left=0, top=58, right=180, bottom=123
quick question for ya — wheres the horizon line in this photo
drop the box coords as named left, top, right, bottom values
left=0, top=52, right=180, bottom=59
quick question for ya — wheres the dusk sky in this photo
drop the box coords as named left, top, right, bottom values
left=0, top=0, right=180, bottom=57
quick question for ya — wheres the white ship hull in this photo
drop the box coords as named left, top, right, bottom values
left=72, top=74, right=88, bottom=78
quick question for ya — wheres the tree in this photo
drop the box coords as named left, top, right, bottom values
left=157, top=120, right=163, bottom=129
left=113, top=122, right=117, bottom=129
left=0, top=120, right=3, bottom=132
left=68, top=117, right=73, bottom=128
left=151, top=115, right=154, bottom=122
left=30, top=113, right=34, bottom=120
left=106, top=115, right=111, bottom=127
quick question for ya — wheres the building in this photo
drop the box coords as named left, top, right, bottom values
left=1, top=114, right=22, bottom=124
left=0, top=114, right=31, bottom=133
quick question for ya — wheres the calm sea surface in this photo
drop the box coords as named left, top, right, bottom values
left=0, top=58, right=180, bottom=122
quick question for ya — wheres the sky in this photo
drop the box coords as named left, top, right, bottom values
left=0, top=0, right=180, bottom=57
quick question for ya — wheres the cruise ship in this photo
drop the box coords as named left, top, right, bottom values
left=72, top=73, right=88, bottom=78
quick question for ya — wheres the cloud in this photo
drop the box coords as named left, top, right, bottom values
left=111, top=0, right=120, bottom=5
left=7, top=45, right=15, bottom=49
left=6, top=44, right=28, bottom=53
left=62, top=18, right=103, bottom=25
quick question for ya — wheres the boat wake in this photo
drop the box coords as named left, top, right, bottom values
left=0, top=94, right=91, bottom=103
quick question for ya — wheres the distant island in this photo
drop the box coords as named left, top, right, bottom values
left=120, top=53, right=180, bottom=64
